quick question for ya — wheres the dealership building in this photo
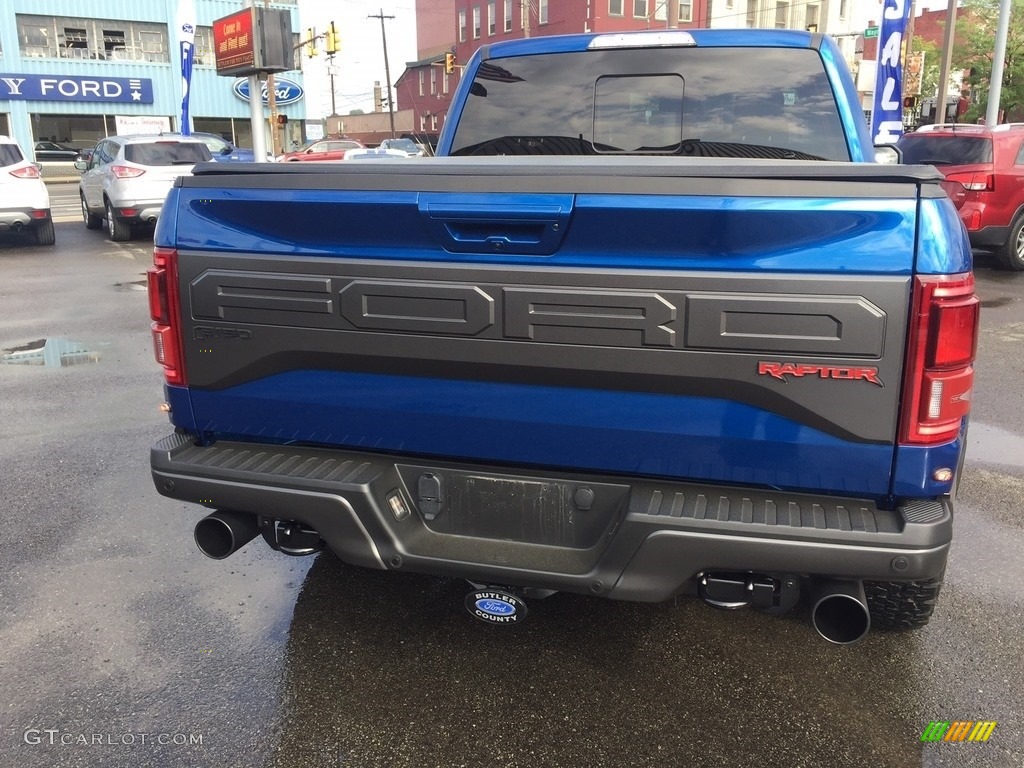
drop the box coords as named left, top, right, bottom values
left=0, top=0, right=306, bottom=160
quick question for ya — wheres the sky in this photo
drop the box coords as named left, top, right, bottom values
left=294, top=0, right=958, bottom=118
left=297, top=0, right=420, bottom=119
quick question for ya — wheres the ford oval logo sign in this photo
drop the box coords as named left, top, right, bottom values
left=476, top=599, right=515, bottom=615
left=232, top=77, right=304, bottom=106
left=465, top=589, right=527, bottom=625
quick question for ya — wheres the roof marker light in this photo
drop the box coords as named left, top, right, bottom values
left=588, top=31, right=697, bottom=49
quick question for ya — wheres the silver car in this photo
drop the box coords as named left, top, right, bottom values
left=378, top=138, right=425, bottom=157
left=76, top=135, right=212, bottom=241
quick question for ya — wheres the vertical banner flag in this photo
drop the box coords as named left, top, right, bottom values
left=177, top=0, right=197, bottom=135
left=871, top=0, right=912, bottom=144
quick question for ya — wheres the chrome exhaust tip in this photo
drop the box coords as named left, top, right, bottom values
left=811, top=580, right=871, bottom=645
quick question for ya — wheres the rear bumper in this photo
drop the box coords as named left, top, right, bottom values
left=109, top=201, right=164, bottom=224
left=151, top=434, right=951, bottom=601
left=0, top=209, right=51, bottom=230
left=967, top=224, right=1009, bottom=249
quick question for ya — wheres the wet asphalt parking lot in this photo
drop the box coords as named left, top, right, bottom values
left=0, top=188, right=1022, bottom=767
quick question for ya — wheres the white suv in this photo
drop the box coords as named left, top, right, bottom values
left=0, top=135, right=54, bottom=246
left=77, top=135, right=212, bottom=241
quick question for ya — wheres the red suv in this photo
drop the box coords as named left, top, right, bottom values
left=278, top=138, right=364, bottom=162
left=897, top=123, right=1024, bottom=270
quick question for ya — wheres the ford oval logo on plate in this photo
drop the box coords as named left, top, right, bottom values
left=232, top=76, right=304, bottom=106
left=465, top=589, right=527, bottom=625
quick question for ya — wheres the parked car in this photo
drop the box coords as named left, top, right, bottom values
left=75, top=145, right=96, bottom=164
left=343, top=148, right=409, bottom=161
left=0, top=136, right=54, bottom=245
left=377, top=138, right=425, bottom=157
left=158, top=131, right=264, bottom=163
left=33, top=141, right=80, bottom=162
left=75, top=134, right=212, bottom=241
left=278, top=138, right=364, bottom=162
left=897, top=122, right=1024, bottom=270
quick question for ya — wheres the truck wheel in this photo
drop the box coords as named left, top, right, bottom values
left=995, top=213, right=1024, bottom=270
left=82, top=195, right=102, bottom=230
left=106, top=201, right=132, bottom=242
left=33, top=218, right=56, bottom=246
left=863, top=576, right=943, bottom=630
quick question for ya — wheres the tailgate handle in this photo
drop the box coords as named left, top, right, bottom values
left=420, top=196, right=573, bottom=255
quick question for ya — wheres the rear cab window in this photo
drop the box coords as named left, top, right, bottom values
left=450, top=47, right=851, bottom=160
left=897, top=135, right=993, bottom=165
left=125, top=142, right=212, bottom=166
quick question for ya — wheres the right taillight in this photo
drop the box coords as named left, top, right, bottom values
left=147, top=246, right=186, bottom=385
left=900, top=274, right=979, bottom=445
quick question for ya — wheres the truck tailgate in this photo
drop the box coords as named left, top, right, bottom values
left=164, top=157, right=944, bottom=499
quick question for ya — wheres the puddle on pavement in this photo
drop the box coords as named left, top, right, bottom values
left=0, top=337, right=102, bottom=367
left=968, top=422, right=1024, bottom=469
left=980, top=297, right=1015, bottom=309
left=114, top=278, right=148, bottom=292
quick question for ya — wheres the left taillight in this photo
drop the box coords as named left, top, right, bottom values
left=900, top=273, right=980, bottom=445
left=147, top=246, right=186, bottom=385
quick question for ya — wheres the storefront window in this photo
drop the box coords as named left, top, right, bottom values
left=16, top=15, right=169, bottom=63
left=194, top=26, right=214, bottom=66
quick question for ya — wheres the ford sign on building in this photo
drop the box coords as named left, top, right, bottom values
left=232, top=77, right=304, bottom=107
left=0, top=1, right=304, bottom=163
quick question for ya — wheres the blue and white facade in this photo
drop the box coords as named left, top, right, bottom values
left=0, top=0, right=305, bottom=158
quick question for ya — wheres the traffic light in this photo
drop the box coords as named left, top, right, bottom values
left=902, top=95, right=918, bottom=109
left=276, top=114, right=288, bottom=125
left=445, top=52, right=456, bottom=75
left=305, top=27, right=317, bottom=58
left=325, top=22, right=340, bottom=55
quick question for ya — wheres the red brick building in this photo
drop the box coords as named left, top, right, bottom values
left=397, top=0, right=711, bottom=143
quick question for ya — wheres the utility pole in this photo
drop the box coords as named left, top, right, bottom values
left=329, top=66, right=338, bottom=117
left=246, top=0, right=267, bottom=162
left=904, top=0, right=916, bottom=129
left=368, top=9, right=397, bottom=139
left=937, top=0, right=958, bottom=123
left=263, top=0, right=279, bottom=157
left=325, top=21, right=340, bottom=117
left=522, top=0, right=531, bottom=39
left=986, top=0, right=1012, bottom=125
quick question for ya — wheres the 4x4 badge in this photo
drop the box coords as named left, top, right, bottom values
left=758, top=361, right=883, bottom=387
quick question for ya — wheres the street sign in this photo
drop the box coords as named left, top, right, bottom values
left=905, top=51, right=925, bottom=95
left=212, top=7, right=293, bottom=76
left=864, top=27, right=880, bottom=38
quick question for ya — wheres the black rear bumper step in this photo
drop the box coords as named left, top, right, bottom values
left=151, top=434, right=951, bottom=601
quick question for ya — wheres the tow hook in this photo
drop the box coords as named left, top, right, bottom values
left=464, top=585, right=529, bottom=625
left=698, top=571, right=800, bottom=615
left=260, top=518, right=326, bottom=556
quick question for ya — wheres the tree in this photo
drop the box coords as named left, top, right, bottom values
left=348, top=108, right=365, bottom=115
left=954, top=0, right=1024, bottom=121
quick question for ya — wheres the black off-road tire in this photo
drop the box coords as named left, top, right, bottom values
left=863, top=576, right=943, bottom=630
left=995, top=213, right=1024, bottom=271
